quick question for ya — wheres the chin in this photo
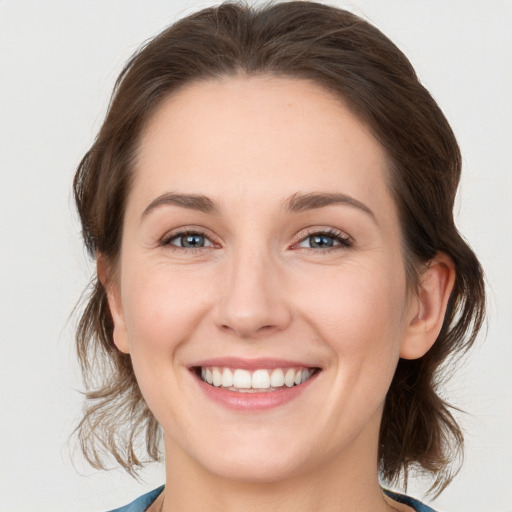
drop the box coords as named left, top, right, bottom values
left=183, top=431, right=317, bottom=484
left=204, top=453, right=308, bottom=484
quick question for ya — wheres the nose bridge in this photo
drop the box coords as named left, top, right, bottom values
left=216, top=239, right=291, bottom=338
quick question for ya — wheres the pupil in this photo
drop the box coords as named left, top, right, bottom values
left=182, top=234, right=204, bottom=247
left=311, top=235, right=333, bottom=248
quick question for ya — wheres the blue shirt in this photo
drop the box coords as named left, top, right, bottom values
left=106, top=486, right=164, bottom=512
left=107, top=485, right=437, bottom=511
left=384, top=489, right=437, bottom=512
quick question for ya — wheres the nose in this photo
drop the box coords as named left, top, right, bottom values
left=214, top=245, right=292, bottom=339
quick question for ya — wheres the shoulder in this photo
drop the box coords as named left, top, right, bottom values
left=383, top=488, right=438, bottom=512
left=105, top=485, right=164, bottom=512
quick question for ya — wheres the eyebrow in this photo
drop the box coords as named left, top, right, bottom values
left=141, top=191, right=375, bottom=221
left=141, top=192, right=220, bottom=219
left=284, top=192, right=376, bottom=220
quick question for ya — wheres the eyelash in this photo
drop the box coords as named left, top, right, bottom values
left=294, top=228, right=352, bottom=251
left=160, top=228, right=353, bottom=253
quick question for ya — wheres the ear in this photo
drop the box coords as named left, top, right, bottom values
left=97, top=253, right=131, bottom=354
left=400, top=252, right=456, bottom=360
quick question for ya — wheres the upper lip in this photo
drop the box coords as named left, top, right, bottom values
left=189, top=357, right=320, bottom=370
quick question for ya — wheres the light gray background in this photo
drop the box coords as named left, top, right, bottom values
left=0, top=1, right=511, bottom=511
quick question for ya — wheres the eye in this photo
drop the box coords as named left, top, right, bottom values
left=296, top=229, right=352, bottom=250
left=163, top=231, right=213, bottom=249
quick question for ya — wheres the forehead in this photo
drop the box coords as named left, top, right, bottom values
left=132, top=75, right=393, bottom=216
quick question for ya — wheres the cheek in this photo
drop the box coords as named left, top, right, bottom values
left=294, top=259, right=408, bottom=361
left=118, top=262, right=215, bottom=422
left=120, top=262, right=212, bottom=356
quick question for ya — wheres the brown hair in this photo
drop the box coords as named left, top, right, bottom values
left=73, top=0, right=485, bottom=494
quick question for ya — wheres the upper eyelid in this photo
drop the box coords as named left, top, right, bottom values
left=292, top=227, right=352, bottom=244
left=161, top=227, right=217, bottom=245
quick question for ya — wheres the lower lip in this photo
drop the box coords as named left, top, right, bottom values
left=194, top=372, right=319, bottom=411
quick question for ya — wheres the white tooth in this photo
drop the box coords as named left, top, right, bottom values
left=270, top=368, right=285, bottom=387
left=201, top=367, right=206, bottom=381
left=294, top=369, right=302, bottom=385
left=212, top=367, right=222, bottom=387
left=301, top=369, right=310, bottom=383
left=252, top=369, right=271, bottom=389
left=284, top=368, right=295, bottom=387
left=205, top=368, right=213, bottom=385
left=221, top=368, right=234, bottom=387
left=233, top=369, right=252, bottom=389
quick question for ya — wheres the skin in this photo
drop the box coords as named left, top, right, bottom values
left=101, top=75, right=455, bottom=512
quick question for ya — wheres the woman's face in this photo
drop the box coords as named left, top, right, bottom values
left=108, top=75, right=421, bottom=482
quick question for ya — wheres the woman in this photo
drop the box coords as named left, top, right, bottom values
left=73, top=2, right=485, bottom=511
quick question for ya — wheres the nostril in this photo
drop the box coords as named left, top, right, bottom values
left=219, top=323, right=280, bottom=338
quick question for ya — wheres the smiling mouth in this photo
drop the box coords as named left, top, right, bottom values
left=195, top=366, right=320, bottom=393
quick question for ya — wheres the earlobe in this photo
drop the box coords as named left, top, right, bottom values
left=400, top=252, right=456, bottom=360
left=97, top=254, right=131, bottom=354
